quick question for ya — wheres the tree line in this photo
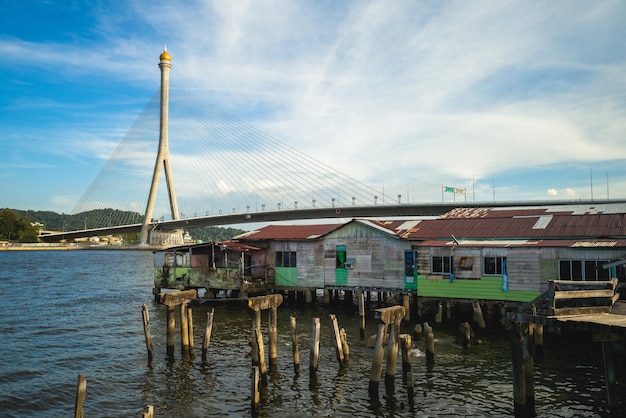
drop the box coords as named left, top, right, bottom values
left=1, top=208, right=247, bottom=244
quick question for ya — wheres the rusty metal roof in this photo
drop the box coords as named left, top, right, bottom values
left=419, top=238, right=626, bottom=248
left=232, top=223, right=344, bottom=240
left=403, top=203, right=626, bottom=240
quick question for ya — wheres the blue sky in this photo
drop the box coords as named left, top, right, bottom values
left=1, top=0, right=626, bottom=215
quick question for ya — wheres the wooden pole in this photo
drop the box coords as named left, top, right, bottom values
left=142, top=304, right=153, bottom=363
left=511, top=322, right=527, bottom=418
left=251, top=366, right=260, bottom=415
left=534, top=324, right=544, bottom=362
left=417, top=298, right=423, bottom=318
left=187, top=306, right=195, bottom=357
left=74, top=373, right=87, bottom=418
left=323, top=289, right=331, bottom=304
left=340, top=328, right=349, bottom=362
left=602, top=341, right=617, bottom=414
left=180, top=300, right=190, bottom=358
left=142, top=405, right=154, bottom=418
left=268, top=307, right=278, bottom=369
left=459, top=322, right=472, bottom=350
left=402, top=294, right=410, bottom=322
left=358, top=291, right=366, bottom=340
left=255, top=328, right=267, bottom=385
left=166, top=304, right=175, bottom=359
left=368, top=322, right=387, bottom=401
left=202, top=308, right=215, bottom=362
left=523, top=328, right=535, bottom=417
left=400, top=334, right=414, bottom=409
left=400, top=334, right=412, bottom=379
left=435, top=301, right=442, bottom=324
left=310, top=317, right=321, bottom=377
left=290, top=315, right=300, bottom=374
left=384, top=323, right=399, bottom=395
left=472, top=299, right=486, bottom=329
left=328, top=314, right=345, bottom=366
left=251, top=310, right=261, bottom=367
left=423, top=322, right=435, bottom=366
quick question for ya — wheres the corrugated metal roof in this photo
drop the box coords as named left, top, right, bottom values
left=419, top=238, right=626, bottom=248
left=232, top=223, right=344, bottom=240
left=404, top=204, right=626, bottom=240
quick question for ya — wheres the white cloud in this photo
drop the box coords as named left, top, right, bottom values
left=2, top=0, right=626, bottom=212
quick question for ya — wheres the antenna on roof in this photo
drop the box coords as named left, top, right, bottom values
left=451, top=234, right=459, bottom=245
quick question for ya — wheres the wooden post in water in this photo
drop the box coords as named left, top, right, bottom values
left=180, top=300, right=190, bottom=358
left=158, top=290, right=197, bottom=359
left=459, top=322, right=472, bottom=350
left=417, top=298, right=423, bottom=318
left=601, top=341, right=618, bottom=414
left=523, top=324, right=535, bottom=415
left=187, top=306, right=195, bottom=357
left=310, top=317, right=321, bottom=377
left=248, top=294, right=283, bottom=370
left=202, top=308, right=215, bottom=362
left=251, top=310, right=261, bottom=367
left=255, top=328, right=267, bottom=385
left=511, top=322, right=528, bottom=418
left=402, top=294, right=410, bottom=322
left=423, top=322, right=435, bottom=365
left=328, top=314, right=345, bottom=366
left=472, top=299, right=486, bottom=329
left=435, top=301, right=442, bottom=324
left=74, top=373, right=87, bottom=418
left=358, top=291, right=366, bottom=340
left=368, top=322, right=387, bottom=401
left=400, top=334, right=415, bottom=409
left=446, top=301, right=452, bottom=320
left=400, top=334, right=412, bottom=379
left=142, top=304, right=153, bottom=363
left=340, top=328, right=349, bottom=362
left=251, top=366, right=260, bottom=415
left=370, top=305, right=406, bottom=399
left=534, top=324, right=544, bottom=362
left=290, top=315, right=300, bottom=374
left=268, top=307, right=279, bottom=369
left=142, top=405, right=154, bottom=418
left=167, top=305, right=176, bottom=358
left=384, top=322, right=399, bottom=395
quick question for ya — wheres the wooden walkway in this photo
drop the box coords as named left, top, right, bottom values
left=507, top=280, right=624, bottom=417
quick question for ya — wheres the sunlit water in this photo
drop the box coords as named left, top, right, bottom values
left=0, top=250, right=622, bottom=417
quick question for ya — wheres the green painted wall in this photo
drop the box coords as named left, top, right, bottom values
left=275, top=267, right=298, bottom=286
left=336, top=268, right=348, bottom=286
left=417, top=275, right=540, bottom=302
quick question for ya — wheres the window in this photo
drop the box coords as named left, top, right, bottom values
left=336, top=245, right=347, bottom=269
left=432, top=256, right=452, bottom=274
left=559, top=259, right=609, bottom=281
left=483, top=256, right=506, bottom=275
left=276, top=251, right=296, bottom=268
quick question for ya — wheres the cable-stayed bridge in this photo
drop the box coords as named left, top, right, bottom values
left=38, top=50, right=626, bottom=244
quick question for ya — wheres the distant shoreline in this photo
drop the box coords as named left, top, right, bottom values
left=0, top=245, right=161, bottom=251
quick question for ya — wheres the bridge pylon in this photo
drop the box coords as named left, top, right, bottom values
left=139, top=47, right=182, bottom=245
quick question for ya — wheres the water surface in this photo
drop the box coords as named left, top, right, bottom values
left=0, top=250, right=621, bottom=417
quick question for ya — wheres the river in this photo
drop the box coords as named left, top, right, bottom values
left=0, top=250, right=621, bottom=417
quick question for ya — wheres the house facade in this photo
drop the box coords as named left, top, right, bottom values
left=400, top=204, right=626, bottom=303
left=152, top=203, right=626, bottom=305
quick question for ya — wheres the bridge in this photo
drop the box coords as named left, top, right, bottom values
left=39, top=49, right=624, bottom=243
